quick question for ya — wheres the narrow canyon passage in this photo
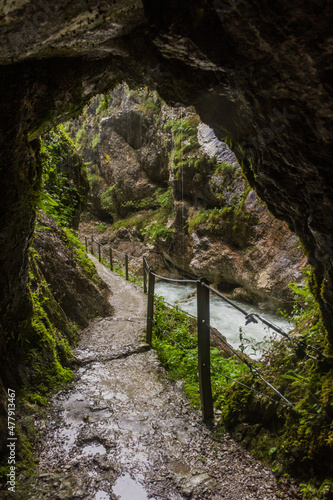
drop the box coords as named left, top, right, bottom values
left=18, top=258, right=298, bottom=500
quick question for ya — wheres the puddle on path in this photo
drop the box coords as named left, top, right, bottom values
left=112, top=473, right=149, bottom=500
left=81, top=442, right=106, bottom=456
left=94, top=491, right=110, bottom=500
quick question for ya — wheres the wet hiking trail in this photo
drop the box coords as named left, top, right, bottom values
left=19, top=258, right=299, bottom=499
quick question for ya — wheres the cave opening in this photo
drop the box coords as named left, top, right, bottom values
left=0, top=0, right=332, bottom=494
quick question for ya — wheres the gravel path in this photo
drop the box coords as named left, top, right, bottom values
left=17, top=258, right=300, bottom=499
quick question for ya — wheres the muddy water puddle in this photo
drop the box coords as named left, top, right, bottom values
left=112, top=473, right=149, bottom=500
left=25, top=350, right=195, bottom=499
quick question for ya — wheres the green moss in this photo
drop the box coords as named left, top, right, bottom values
left=0, top=246, right=84, bottom=481
left=137, top=92, right=162, bottom=117
left=19, top=260, right=75, bottom=405
left=75, top=127, right=87, bottom=149
left=220, top=373, right=253, bottom=424
left=92, top=132, right=99, bottom=149
left=38, top=126, right=88, bottom=228
left=15, top=418, right=37, bottom=475
left=100, top=185, right=124, bottom=219
left=61, top=227, right=99, bottom=282
left=167, top=116, right=201, bottom=171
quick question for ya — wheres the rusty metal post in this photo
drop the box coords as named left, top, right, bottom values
left=143, top=257, right=147, bottom=294
left=91, top=236, right=94, bottom=255
left=146, top=270, right=155, bottom=345
left=109, top=247, right=113, bottom=271
left=125, top=254, right=129, bottom=280
left=197, top=278, right=214, bottom=422
left=98, top=243, right=101, bottom=262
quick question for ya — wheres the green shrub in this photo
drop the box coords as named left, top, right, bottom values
left=61, top=228, right=99, bottom=282
left=214, top=162, right=236, bottom=176
left=141, top=222, right=174, bottom=244
left=155, top=186, right=173, bottom=211
left=96, top=93, right=112, bottom=115
left=38, top=126, right=88, bottom=227
left=152, top=297, right=247, bottom=409
left=92, top=133, right=99, bottom=149
left=75, top=127, right=87, bottom=148
left=120, top=200, right=139, bottom=213
left=100, top=185, right=124, bottom=218
left=188, top=207, right=231, bottom=233
left=96, top=223, right=107, bottom=233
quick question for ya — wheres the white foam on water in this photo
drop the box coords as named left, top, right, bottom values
left=155, top=281, right=292, bottom=358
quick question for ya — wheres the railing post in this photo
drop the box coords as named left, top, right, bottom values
left=143, top=257, right=147, bottom=294
left=91, top=236, right=94, bottom=256
left=146, top=270, right=155, bottom=345
left=85, top=236, right=88, bottom=251
left=98, top=243, right=101, bottom=262
left=125, top=254, right=129, bottom=280
left=197, top=278, right=214, bottom=422
left=109, top=247, right=113, bottom=271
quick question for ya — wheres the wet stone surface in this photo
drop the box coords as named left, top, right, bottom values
left=17, top=258, right=299, bottom=499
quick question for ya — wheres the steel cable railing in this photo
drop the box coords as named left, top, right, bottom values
left=85, top=234, right=321, bottom=421
left=152, top=314, right=294, bottom=410
left=203, top=282, right=319, bottom=361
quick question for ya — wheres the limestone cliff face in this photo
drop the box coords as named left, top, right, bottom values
left=67, top=86, right=169, bottom=220
left=73, top=87, right=305, bottom=312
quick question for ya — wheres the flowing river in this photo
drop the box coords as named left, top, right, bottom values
left=154, top=281, right=293, bottom=359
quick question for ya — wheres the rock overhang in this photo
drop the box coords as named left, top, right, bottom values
left=0, top=0, right=332, bottom=339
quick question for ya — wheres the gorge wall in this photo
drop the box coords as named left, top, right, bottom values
left=69, top=85, right=306, bottom=312
left=0, top=0, right=331, bottom=347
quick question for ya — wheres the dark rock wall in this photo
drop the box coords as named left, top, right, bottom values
left=0, top=55, right=123, bottom=334
left=32, top=215, right=112, bottom=328
left=0, top=1, right=332, bottom=343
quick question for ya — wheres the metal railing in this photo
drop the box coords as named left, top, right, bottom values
left=85, top=235, right=322, bottom=422
left=143, top=259, right=295, bottom=421
left=86, top=235, right=142, bottom=281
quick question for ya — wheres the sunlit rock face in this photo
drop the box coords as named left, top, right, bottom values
left=0, top=1, right=332, bottom=340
